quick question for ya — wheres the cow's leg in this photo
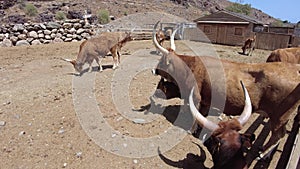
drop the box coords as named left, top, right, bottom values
left=117, top=50, right=121, bottom=65
left=87, top=60, right=93, bottom=72
left=259, top=121, right=285, bottom=159
left=95, top=57, right=103, bottom=72
left=111, top=46, right=118, bottom=70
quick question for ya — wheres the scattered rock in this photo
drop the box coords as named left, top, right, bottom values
left=133, top=159, right=138, bottom=164
left=0, top=121, right=6, bottom=126
left=58, top=128, right=65, bottom=134
left=19, top=131, right=26, bottom=136
left=62, top=163, right=67, bottom=168
left=132, top=118, right=146, bottom=124
left=76, top=152, right=82, bottom=158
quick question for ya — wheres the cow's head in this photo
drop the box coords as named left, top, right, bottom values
left=124, top=31, right=134, bottom=42
left=62, top=58, right=84, bottom=74
left=152, top=77, right=181, bottom=99
left=156, top=29, right=165, bottom=43
left=152, top=21, right=191, bottom=100
left=189, top=81, right=255, bottom=168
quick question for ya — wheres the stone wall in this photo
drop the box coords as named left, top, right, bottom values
left=0, top=19, right=100, bottom=47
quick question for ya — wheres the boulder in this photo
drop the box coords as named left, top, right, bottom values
left=17, top=34, right=27, bottom=40
left=28, top=31, right=38, bottom=39
left=16, top=40, right=30, bottom=46
left=46, top=22, right=61, bottom=29
left=43, top=30, right=51, bottom=35
left=1, top=39, right=12, bottom=47
left=63, top=23, right=73, bottom=29
left=53, top=38, right=64, bottom=43
left=9, top=36, right=18, bottom=43
left=76, top=28, right=85, bottom=34
left=12, top=24, right=25, bottom=32
left=31, top=39, right=42, bottom=45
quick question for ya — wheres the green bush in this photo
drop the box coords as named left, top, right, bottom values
left=17, top=0, right=26, bottom=10
left=98, top=10, right=110, bottom=24
left=226, top=3, right=251, bottom=15
left=55, top=11, right=66, bottom=21
left=271, top=20, right=284, bottom=27
left=24, top=3, right=38, bottom=17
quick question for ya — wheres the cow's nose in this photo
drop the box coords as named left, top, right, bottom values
left=151, top=69, right=157, bottom=75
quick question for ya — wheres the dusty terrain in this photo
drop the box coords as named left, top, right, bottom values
left=0, top=38, right=298, bottom=169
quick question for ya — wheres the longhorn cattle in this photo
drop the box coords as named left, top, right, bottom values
left=266, top=47, right=300, bottom=64
left=242, top=34, right=256, bottom=56
left=190, top=81, right=255, bottom=169
left=63, top=31, right=133, bottom=74
left=152, top=22, right=300, bottom=158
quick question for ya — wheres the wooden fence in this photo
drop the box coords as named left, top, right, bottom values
left=255, top=32, right=291, bottom=50
left=292, top=36, right=300, bottom=47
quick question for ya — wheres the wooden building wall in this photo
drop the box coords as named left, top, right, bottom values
left=195, top=23, right=253, bottom=46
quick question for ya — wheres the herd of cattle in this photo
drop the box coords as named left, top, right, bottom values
left=63, top=21, right=300, bottom=169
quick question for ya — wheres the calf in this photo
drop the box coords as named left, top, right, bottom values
left=63, top=31, right=133, bottom=74
left=242, top=34, right=256, bottom=56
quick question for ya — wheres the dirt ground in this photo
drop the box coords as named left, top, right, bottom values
left=0, top=39, right=298, bottom=169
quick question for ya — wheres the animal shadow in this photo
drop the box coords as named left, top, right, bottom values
left=67, top=65, right=115, bottom=76
left=158, top=142, right=209, bottom=169
left=133, top=101, right=181, bottom=124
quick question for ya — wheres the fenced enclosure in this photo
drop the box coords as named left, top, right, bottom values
left=255, top=32, right=291, bottom=50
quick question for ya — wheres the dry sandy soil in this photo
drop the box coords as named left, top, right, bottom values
left=0, top=39, right=298, bottom=169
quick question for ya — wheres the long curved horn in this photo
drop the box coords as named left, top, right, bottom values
left=170, top=28, right=178, bottom=51
left=130, top=27, right=136, bottom=32
left=189, top=87, right=218, bottom=132
left=153, top=21, right=169, bottom=55
left=238, top=81, right=252, bottom=125
left=61, top=58, right=72, bottom=62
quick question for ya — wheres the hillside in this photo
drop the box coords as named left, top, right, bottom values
left=0, top=0, right=276, bottom=25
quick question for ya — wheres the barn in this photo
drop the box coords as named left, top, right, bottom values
left=193, top=10, right=264, bottom=46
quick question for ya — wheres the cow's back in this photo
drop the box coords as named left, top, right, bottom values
left=267, top=47, right=300, bottom=64
left=223, top=61, right=300, bottom=114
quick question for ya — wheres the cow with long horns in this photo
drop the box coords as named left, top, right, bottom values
left=190, top=81, right=255, bottom=169
left=151, top=21, right=300, bottom=158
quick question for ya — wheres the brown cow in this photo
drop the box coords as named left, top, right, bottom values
left=190, top=81, right=255, bottom=169
left=152, top=22, right=300, bottom=158
left=242, top=34, right=256, bottom=56
left=266, top=47, right=300, bottom=64
left=63, top=31, right=133, bottom=74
